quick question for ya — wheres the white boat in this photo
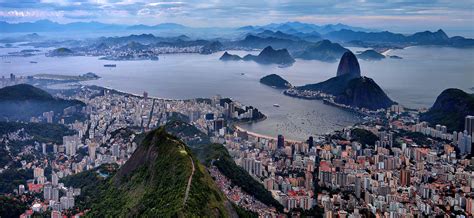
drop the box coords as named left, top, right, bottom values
left=273, top=104, right=280, bottom=107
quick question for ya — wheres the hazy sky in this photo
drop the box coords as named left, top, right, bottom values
left=1, top=0, right=473, bottom=34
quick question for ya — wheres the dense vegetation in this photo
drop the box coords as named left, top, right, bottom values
left=351, top=128, right=379, bottom=147
left=0, top=146, right=11, bottom=168
left=260, top=74, right=292, bottom=89
left=0, top=122, right=76, bottom=144
left=163, top=120, right=284, bottom=212
left=395, top=130, right=434, bottom=146
left=60, top=164, right=118, bottom=211
left=420, top=88, right=474, bottom=131
left=0, top=195, right=28, bottom=217
left=194, top=143, right=284, bottom=212
left=165, top=120, right=211, bottom=146
left=0, top=169, right=33, bottom=194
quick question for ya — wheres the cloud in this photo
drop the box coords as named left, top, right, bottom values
left=0, top=0, right=472, bottom=33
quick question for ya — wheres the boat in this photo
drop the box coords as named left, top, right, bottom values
left=104, top=64, right=117, bottom=67
left=273, top=104, right=280, bottom=107
left=30, top=61, right=38, bottom=64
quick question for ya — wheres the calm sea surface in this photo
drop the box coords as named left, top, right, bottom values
left=1, top=45, right=473, bottom=140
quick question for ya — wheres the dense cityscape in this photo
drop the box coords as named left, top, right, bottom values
left=1, top=1, right=474, bottom=217
left=0, top=71, right=473, bottom=217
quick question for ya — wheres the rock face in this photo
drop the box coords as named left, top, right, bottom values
left=296, top=50, right=394, bottom=110
left=335, top=76, right=394, bottom=110
left=420, top=88, right=474, bottom=131
left=336, top=51, right=361, bottom=77
left=260, top=74, right=292, bottom=89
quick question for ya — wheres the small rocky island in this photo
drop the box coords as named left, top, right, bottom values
left=357, top=49, right=385, bottom=61
left=219, top=46, right=295, bottom=65
left=47, top=47, right=74, bottom=57
left=260, top=74, right=292, bottom=89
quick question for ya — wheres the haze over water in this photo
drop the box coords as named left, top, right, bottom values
left=1, top=46, right=473, bottom=140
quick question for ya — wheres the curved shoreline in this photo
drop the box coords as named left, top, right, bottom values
left=233, top=124, right=304, bottom=144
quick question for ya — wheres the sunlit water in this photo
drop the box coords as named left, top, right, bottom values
left=1, top=45, right=473, bottom=140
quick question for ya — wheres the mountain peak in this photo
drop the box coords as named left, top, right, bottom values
left=336, top=51, right=361, bottom=77
left=90, top=127, right=235, bottom=217
left=0, top=84, right=53, bottom=101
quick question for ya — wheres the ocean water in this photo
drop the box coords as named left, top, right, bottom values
left=1, top=46, right=473, bottom=140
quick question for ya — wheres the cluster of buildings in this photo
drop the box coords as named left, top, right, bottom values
left=3, top=85, right=269, bottom=217
left=0, top=73, right=29, bottom=88
left=211, top=105, right=474, bottom=216
left=2, top=81, right=473, bottom=217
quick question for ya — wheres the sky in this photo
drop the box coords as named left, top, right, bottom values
left=1, top=0, right=473, bottom=35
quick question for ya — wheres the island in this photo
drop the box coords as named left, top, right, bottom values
left=220, top=46, right=295, bottom=65
left=357, top=49, right=385, bottom=61
left=47, top=47, right=74, bottom=57
left=260, top=74, right=292, bottom=89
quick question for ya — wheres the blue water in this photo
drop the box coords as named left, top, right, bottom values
left=1, top=45, right=473, bottom=140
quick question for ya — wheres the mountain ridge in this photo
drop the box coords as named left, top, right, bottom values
left=90, top=127, right=236, bottom=217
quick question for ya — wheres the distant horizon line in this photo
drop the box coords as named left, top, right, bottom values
left=1, top=19, right=463, bottom=36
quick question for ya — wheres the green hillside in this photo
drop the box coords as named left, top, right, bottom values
left=87, top=127, right=235, bottom=217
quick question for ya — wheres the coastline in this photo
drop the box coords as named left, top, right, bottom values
left=233, top=124, right=304, bottom=144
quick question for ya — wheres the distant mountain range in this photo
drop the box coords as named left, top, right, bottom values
left=0, top=20, right=372, bottom=34
left=294, top=40, right=348, bottom=62
left=0, top=20, right=186, bottom=33
left=239, top=21, right=377, bottom=34
left=2, top=20, right=473, bottom=63
left=324, top=29, right=474, bottom=47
